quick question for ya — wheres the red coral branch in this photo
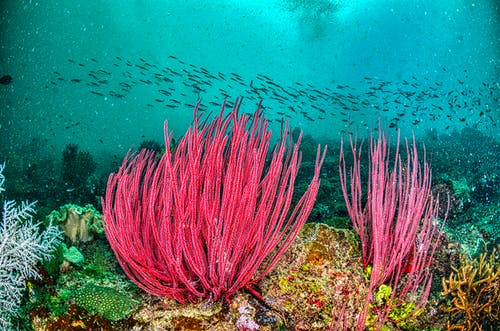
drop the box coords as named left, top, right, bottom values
left=339, top=127, right=446, bottom=329
left=102, top=99, right=326, bottom=303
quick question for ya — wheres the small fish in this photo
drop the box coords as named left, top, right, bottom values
left=136, top=64, right=148, bottom=71
left=158, top=89, right=172, bottom=96
left=0, top=75, right=13, bottom=85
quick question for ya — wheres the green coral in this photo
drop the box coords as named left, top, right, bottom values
left=373, top=284, right=392, bottom=306
left=388, top=302, right=422, bottom=329
left=451, top=177, right=471, bottom=200
left=46, top=289, right=73, bottom=316
left=62, top=244, right=85, bottom=266
left=73, top=285, right=138, bottom=321
left=366, top=285, right=424, bottom=330
left=81, top=240, right=116, bottom=278
left=364, top=265, right=373, bottom=280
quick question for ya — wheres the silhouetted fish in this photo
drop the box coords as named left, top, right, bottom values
left=0, top=75, right=12, bottom=85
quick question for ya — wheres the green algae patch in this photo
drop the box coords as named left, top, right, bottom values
left=73, top=285, right=139, bottom=321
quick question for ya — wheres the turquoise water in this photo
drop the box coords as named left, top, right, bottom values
left=0, top=1, right=498, bottom=236
left=1, top=0, right=498, bottom=159
left=0, top=1, right=499, bottom=329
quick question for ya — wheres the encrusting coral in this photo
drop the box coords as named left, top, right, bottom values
left=73, top=285, right=138, bottom=321
left=442, top=246, right=500, bottom=330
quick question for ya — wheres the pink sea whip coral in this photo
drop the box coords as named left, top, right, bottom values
left=102, top=99, right=326, bottom=303
left=339, top=129, right=446, bottom=329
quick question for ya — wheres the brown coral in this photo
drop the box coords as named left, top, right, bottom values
left=48, top=204, right=103, bottom=243
left=442, top=246, right=500, bottom=330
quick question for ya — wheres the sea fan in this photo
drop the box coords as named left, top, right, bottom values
left=0, top=163, right=62, bottom=329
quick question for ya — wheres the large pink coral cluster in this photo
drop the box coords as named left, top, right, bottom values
left=102, top=99, right=326, bottom=303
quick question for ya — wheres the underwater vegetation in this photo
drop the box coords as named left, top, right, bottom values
left=442, top=246, right=499, bottom=330
left=0, top=103, right=497, bottom=330
left=102, top=99, right=326, bottom=303
left=423, top=128, right=500, bottom=256
left=2, top=142, right=103, bottom=215
left=337, top=128, right=445, bottom=330
left=0, top=44, right=498, bottom=328
left=0, top=164, right=61, bottom=330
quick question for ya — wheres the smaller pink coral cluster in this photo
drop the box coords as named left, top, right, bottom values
left=339, top=129, right=446, bottom=330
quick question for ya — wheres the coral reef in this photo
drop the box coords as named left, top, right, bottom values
left=425, top=127, right=500, bottom=255
left=261, top=223, right=367, bottom=329
left=61, top=143, right=101, bottom=206
left=442, top=246, right=499, bottom=330
left=61, top=144, right=96, bottom=189
left=28, top=222, right=366, bottom=330
left=73, top=285, right=138, bottom=321
left=26, top=213, right=456, bottom=330
left=14, top=124, right=499, bottom=330
left=26, top=206, right=141, bottom=330
left=102, top=100, right=326, bottom=303
left=47, top=204, right=103, bottom=243
left=0, top=163, right=62, bottom=329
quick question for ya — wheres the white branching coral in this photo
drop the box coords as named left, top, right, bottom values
left=0, top=163, right=62, bottom=330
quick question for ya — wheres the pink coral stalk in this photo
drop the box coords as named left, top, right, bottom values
left=339, top=128, right=445, bottom=329
left=102, top=99, right=326, bottom=303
